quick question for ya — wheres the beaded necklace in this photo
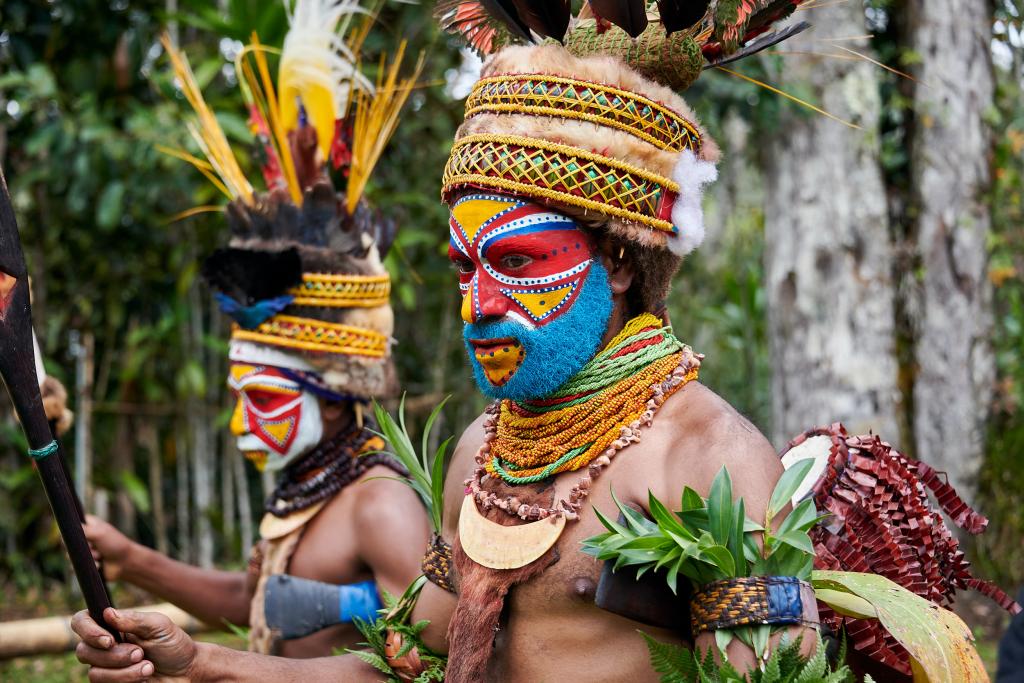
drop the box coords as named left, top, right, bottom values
left=467, top=313, right=701, bottom=522
left=266, top=419, right=405, bottom=517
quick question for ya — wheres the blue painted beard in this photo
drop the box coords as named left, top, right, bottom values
left=463, top=262, right=614, bottom=401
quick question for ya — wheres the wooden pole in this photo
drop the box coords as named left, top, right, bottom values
left=0, top=164, right=118, bottom=638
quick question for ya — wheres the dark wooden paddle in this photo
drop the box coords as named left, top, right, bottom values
left=0, top=164, right=119, bottom=638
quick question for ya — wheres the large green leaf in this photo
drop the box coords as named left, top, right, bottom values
left=814, top=589, right=878, bottom=620
left=706, top=466, right=734, bottom=546
left=767, top=457, right=815, bottom=522
left=812, top=571, right=987, bottom=683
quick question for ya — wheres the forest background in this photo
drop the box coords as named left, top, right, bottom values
left=0, top=0, right=1022, bottom=678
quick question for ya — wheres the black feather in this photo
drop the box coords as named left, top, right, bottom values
left=510, top=0, right=571, bottom=41
left=201, top=248, right=303, bottom=305
left=480, top=0, right=533, bottom=42
left=657, top=0, right=712, bottom=34
left=703, top=21, right=810, bottom=68
left=588, top=0, right=648, bottom=38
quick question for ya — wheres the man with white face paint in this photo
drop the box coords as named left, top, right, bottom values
left=80, top=9, right=430, bottom=659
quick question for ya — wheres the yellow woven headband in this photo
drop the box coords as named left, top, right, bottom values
left=442, top=133, right=679, bottom=233
left=465, top=74, right=701, bottom=154
left=288, top=272, right=391, bottom=309
left=232, top=315, right=388, bottom=358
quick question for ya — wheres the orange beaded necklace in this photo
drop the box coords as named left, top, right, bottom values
left=467, top=314, right=702, bottom=522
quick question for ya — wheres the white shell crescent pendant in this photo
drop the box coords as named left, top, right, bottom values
left=458, top=495, right=567, bottom=570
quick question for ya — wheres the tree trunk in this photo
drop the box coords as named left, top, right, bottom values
left=174, top=426, right=191, bottom=563
left=189, top=281, right=214, bottom=569
left=764, top=5, right=899, bottom=445
left=904, top=0, right=995, bottom=499
left=233, top=438, right=254, bottom=556
left=71, top=330, right=94, bottom=509
left=139, top=418, right=168, bottom=555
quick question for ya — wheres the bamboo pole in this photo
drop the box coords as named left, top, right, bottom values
left=0, top=603, right=212, bottom=660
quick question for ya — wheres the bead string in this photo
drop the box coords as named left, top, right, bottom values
left=466, top=314, right=702, bottom=522
left=265, top=420, right=406, bottom=517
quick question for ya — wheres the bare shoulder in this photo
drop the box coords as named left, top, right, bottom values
left=656, top=382, right=782, bottom=516
left=349, top=464, right=426, bottom=530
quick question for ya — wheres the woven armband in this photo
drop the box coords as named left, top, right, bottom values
left=690, top=576, right=818, bottom=635
left=422, top=534, right=456, bottom=594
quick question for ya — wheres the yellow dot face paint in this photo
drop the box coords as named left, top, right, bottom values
left=473, top=340, right=525, bottom=387
left=243, top=450, right=269, bottom=471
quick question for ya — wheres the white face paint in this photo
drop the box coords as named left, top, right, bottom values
left=227, top=361, right=323, bottom=473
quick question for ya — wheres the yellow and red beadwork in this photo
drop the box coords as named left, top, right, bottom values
left=468, top=314, right=704, bottom=521
left=465, top=75, right=701, bottom=153
left=442, top=134, right=679, bottom=233
left=232, top=315, right=388, bottom=358
left=288, top=273, right=391, bottom=309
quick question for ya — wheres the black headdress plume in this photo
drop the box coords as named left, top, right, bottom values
left=588, top=0, right=649, bottom=38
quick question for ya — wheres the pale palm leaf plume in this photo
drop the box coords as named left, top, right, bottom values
left=160, top=33, right=253, bottom=203
left=278, top=0, right=375, bottom=162
left=347, top=41, right=425, bottom=214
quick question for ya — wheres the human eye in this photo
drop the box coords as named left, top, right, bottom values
left=449, top=254, right=475, bottom=274
left=246, top=391, right=276, bottom=409
left=500, top=254, right=533, bottom=270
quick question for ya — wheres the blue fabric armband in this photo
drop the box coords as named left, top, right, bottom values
left=339, top=579, right=383, bottom=623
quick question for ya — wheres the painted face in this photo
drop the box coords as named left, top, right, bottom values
left=227, top=363, right=323, bottom=472
left=449, top=194, right=614, bottom=400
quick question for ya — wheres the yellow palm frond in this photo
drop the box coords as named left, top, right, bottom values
left=160, top=33, right=253, bottom=203
left=346, top=42, right=425, bottom=215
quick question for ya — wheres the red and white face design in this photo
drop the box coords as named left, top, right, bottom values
left=448, top=194, right=594, bottom=326
left=228, top=363, right=323, bottom=472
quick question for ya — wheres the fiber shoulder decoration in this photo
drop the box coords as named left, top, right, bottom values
left=439, top=1, right=809, bottom=257
left=162, top=0, right=423, bottom=399
left=782, top=424, right=1022, bottom=676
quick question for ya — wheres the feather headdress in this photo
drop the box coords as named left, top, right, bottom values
left=162, top=1, right=421, bottom=400
left=438, top=0, right=807, bottom=308
left=436, top=0, right=805, bottom=84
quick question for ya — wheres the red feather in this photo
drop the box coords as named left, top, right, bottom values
left=435, top=0, right=531, bottom=53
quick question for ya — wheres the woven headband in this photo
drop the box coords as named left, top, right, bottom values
left=465, top=75, right=702, bottom=154
left=232, top=315, right=389, bottom=358
left=442, top=134, right=679, bottom=233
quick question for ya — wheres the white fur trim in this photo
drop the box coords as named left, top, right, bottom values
left=669, top=149, right=718, bottom=257
left=229, top=340, right=316, bottom=372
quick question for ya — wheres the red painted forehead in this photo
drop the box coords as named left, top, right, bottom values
left=448, top=194, right=596, bottom=325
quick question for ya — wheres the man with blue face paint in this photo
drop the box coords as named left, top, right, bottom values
left=76, top=6, right=1008, bottom=682
left=69, top=16, right=814, bottom=681
left=449, top=193, right=614, bottom=399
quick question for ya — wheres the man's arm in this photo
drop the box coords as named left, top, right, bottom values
left=377, top=413, right=486, bottom=656
left=72, top=608, right=380, bottom=683
left=83, top=516, right=252, bottom=626
left=352, top=473, right=432, bottom=599
left=660, top=386, right=818, bottom=668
